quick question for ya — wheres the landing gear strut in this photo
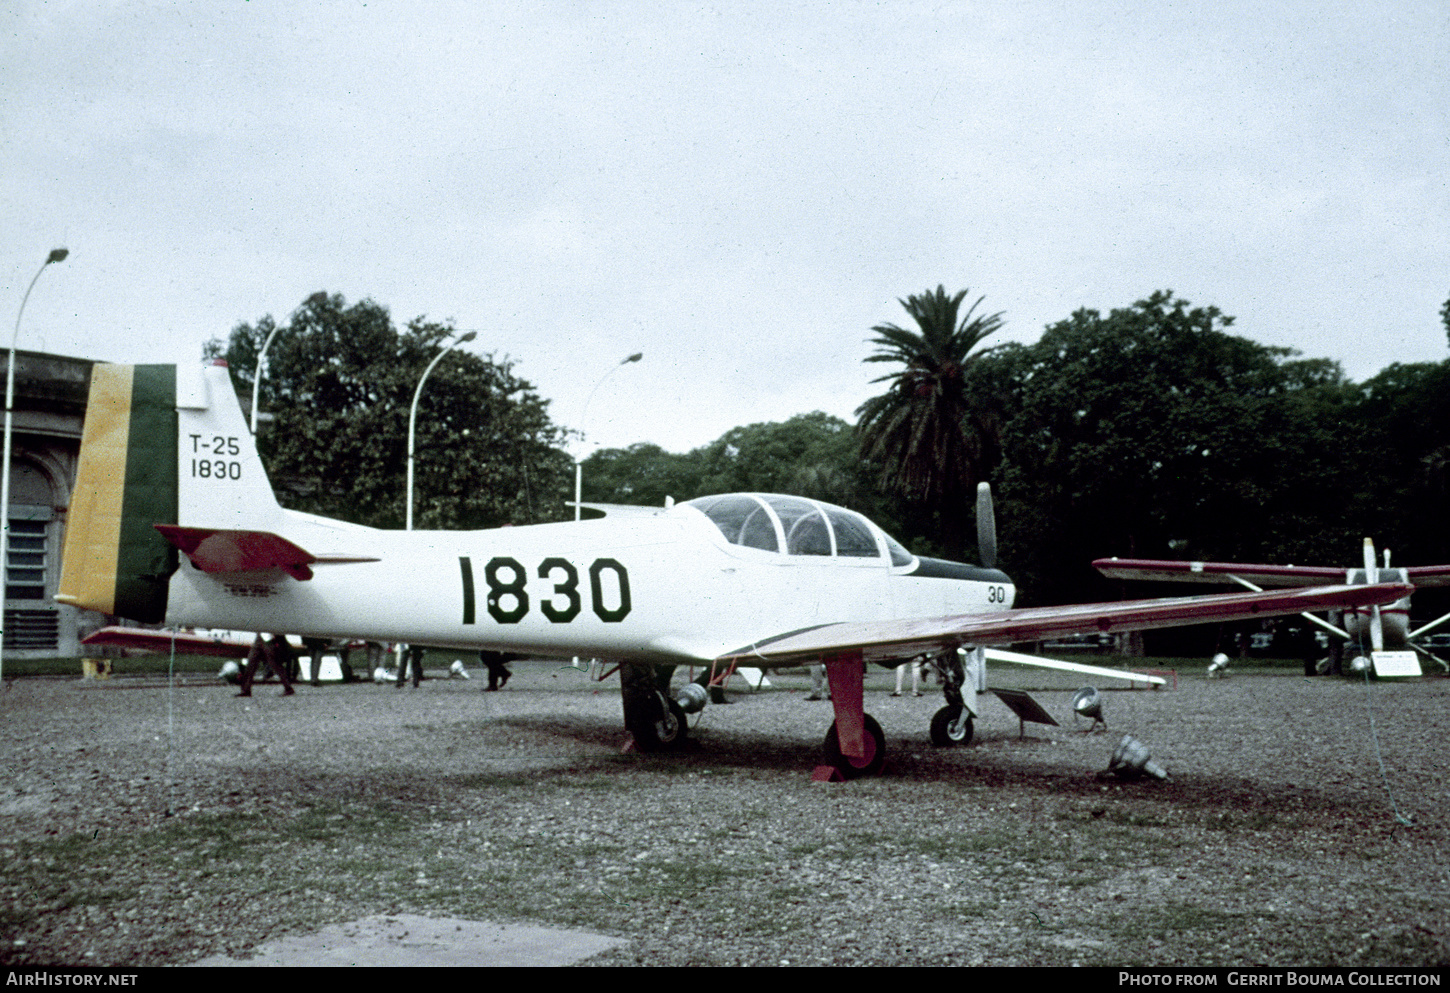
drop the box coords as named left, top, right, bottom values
left=927, top=649, right=974, bottom=747
left=817, top=650, right=888, bottom=778
left=621, top=661, right=688, bottom=751
left=822, top=713, right=886, bottom=779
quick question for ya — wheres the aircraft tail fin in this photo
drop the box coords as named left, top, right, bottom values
left=57, top=364, right=179, bottom=622
left=57, top=361, right=282, bottom=622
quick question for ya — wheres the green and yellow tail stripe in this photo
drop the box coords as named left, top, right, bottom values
left=57, top=364, right=178, bottom=623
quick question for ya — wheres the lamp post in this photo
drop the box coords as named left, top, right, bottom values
left=249, top=321, right=285, bottom=436
left=574, top=352, right=642, bottom=521
left=2, top=248, right=68, bottom=681
left=407, top=331, right=477, bottom=531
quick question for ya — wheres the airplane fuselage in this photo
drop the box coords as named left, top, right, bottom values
left=164, top=501, right=1015, bottom=666
left=1343, top=566, right=1412, bottom=649
left=58, top=362, right=1417, bottom=776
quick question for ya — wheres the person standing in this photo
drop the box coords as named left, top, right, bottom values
left=892, top=659, right=922, bottom=697
left=396, top=644, right=426, bottom=688
left=479, top=650, right=513, bottom=691
left=236, top=633, right=295, bottom=697
left=805, top=664, right=830, bottom=701
left=302, top=637, right=359, bottom=685
left=366, top=641, right=390, bottom=682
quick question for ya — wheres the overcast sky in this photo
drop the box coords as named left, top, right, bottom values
left=4, top=1, right=1446, bottom=454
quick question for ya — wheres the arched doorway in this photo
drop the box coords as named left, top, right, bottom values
left=5, top=458, right=61, bottom=651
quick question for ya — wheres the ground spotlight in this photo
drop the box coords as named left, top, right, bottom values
left=676, top=682, right=708, bottom=714
left=1071, top=686, right=1105, bottom=732
left=1105, top=734, right=1169, bottom=781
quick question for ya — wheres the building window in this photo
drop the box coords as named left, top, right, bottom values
left=4, top=609, right=59, bottom=651
left=5, top=517, right=48, bottom=600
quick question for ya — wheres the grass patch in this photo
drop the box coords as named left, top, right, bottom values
left=1104, top=810, right=1174, bottom=828
left=784, top=831, right=892, bottom=859
left=1109, top=901, right=1274, bottom=937
left=902, top=826, right=1031, bottom=858
left=3, top=654, right=231, bottom=677
left=2, top=792, right=772, bottom=948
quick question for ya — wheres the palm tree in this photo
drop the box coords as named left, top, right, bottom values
left=855, top=285, right=1005, bottom=560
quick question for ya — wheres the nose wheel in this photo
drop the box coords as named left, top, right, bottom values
left=621, top=662, right=689, bottom=752
left=930, top=704, right=973, bottom=746
left=628, top=691, right=688, bottom=751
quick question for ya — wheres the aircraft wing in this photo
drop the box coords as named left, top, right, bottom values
left=82, top=626, right=254, bottom=658
left=1092, top=556, right=1345, bottom=587
left=1096, top=556, right=1450, bottom=590
left=1405, top=564, right=1450, bottom=588
left=715, top=582, right=1412, bottom=668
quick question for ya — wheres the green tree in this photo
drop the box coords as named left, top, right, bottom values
left=577, top=442, right=703, bottom=508
left=694, top=413, right=866, bottom=503
left=204, top=292, right=573, bottom=529
left=855, top=285, right=1006, bottom=560
left=579, top=411, right=899, bottom=532
left=1346, top=360, right=1450, bottom=567
left=994, top=291, right=1358, bottom=609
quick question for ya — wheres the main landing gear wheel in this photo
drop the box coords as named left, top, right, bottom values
left=930, top=704, right=973, bottom=747
left=822, top=713, right=886, bottom=779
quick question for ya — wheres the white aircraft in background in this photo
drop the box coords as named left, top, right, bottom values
left=1095, top=541, right=1450, bottom=676
left=58, top=362, right=1410, bottom=778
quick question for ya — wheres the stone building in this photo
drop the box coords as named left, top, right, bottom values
left=2, top=349, right=100, bottom=657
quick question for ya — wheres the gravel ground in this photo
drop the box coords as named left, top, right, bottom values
left=1, top=661, right=1447, bottom=967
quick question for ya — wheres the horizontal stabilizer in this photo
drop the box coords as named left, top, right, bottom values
left=716, top=583, right=1414, bottom=668
left=157, top=525, right=316, bottom=579
left=576, top=502, right=669, bottom=519
left=155, top=525, right=379, bottom=580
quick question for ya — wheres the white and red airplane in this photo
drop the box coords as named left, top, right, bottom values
left=58, top=361, right=1411, bottom=777
left=1095, top=542, right=1450, bottom=676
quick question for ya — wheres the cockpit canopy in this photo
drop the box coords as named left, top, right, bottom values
left=683, top=493, right=915, bottom=567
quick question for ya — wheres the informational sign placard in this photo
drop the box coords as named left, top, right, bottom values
left=1371, top=650, right=1421, bottom=678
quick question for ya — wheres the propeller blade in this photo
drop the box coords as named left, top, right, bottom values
left=1363, top=537, right=1377, bottom=584
left=1371, top=605, right=1384, bottom=653
left=976, top=482, right=997, bottom=570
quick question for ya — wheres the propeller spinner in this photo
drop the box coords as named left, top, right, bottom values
left=976, top=482, right=997, bottom=570
left=1364, top=537, right=1384, bottom=652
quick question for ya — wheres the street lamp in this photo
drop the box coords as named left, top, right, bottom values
left=574, top=352, right=642, bottom=521
left=407, top=331, right=477, bottom=531
left=249, top=321, right=285, bottom=436
left=2, top=248, right=68, bottom=681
